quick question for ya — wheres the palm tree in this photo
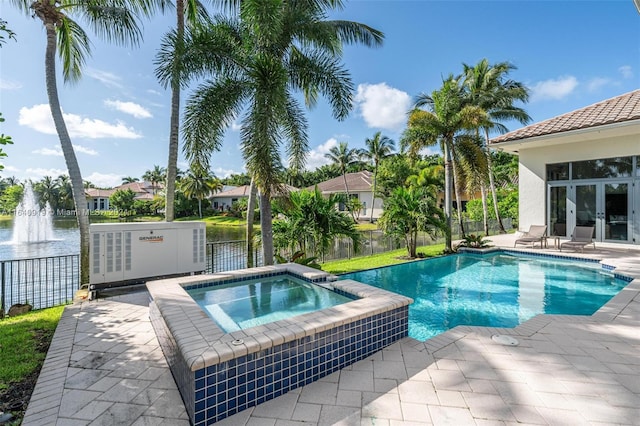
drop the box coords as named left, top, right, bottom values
left=461, top=59, right=530, bottom=234
left=10, top=0, right=163, bottom=284
left=34, top=176, right=59, bottom=209
left=179, top=165, right=222, bottom=218
left=156, top=0, right=383, bottom=264
left=159, top=0, right=215, bottom=222
left=324, top=142, right=363, bottom=221
left=56, top=174, right=74, bottom=210
left=404, top=75, right=487, bottom=252
left=378, top=186, right=446, bottom=258
left=361, top=132, right=394, bottom=223
left=143, top=165, right=166, bottom=195
left=122, top=176, right=140, bottom=184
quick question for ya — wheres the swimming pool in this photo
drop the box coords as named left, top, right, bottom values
left=186, top=274, right=354, bottom=332
left=342, top=252, right=629, bottom=341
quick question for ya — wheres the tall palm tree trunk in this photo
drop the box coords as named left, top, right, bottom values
left=449, top=144, right=466, bottom=239
left=480, top=183, right=489, bottom=236
left=443, top=143, right=453, bottom=252
left=45, top=24, right=90, bottom=284
left=370, top=166, right=377, bottom=223
left=164, top=0, right=185, bottom=222
left=246, top=179, right=258, bottom=267
left=197, top=199, right=202, bottom=218
left=485, top=129, right=506, bottom=233
left=260, top=190, right=274, bottom=265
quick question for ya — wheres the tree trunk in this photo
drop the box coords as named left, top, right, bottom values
left=443, top=143, right=453, bottom=252
left=480, top=183, right=489, bottom=236
left=449, top=144, right=466, bottom=239
left=260, top=190, right=274, bottom=265
left=164, top=0, right=185, bottom=222
left=370, top=164, right=377, bottom=223
left=485, top=129, right=506, bottom=233
left=246, top=179, right=258, bottom=267
left=198, top=199, right=202, bottom=218
left=44, top=24, right=90, bottom=284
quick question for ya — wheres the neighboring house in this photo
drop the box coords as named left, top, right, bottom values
left=85, top=181, right=161, bottom=211
left=209, top=184, right=298, bottom=211
left=309, top=171, right=383, bottom=220
left=490, top=89, right=640, bottom=245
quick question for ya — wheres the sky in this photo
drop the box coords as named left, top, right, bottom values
left=1, top=1, right=639, bottom=188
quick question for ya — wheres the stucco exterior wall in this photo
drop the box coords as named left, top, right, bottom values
left=517, top=131, right=639, bottom=232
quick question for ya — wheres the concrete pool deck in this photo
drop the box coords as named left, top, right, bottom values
left=23, top=234, right=640, bottom=425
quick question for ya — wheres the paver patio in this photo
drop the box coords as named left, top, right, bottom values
left=22, top=235, right=640, bottom=425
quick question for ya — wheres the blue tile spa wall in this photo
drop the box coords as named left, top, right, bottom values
left=149, top=302, right=196, bottom=421
left=192, top=305, right=409, bottom=425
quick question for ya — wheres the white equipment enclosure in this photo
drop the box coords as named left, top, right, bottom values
left=89, top=221, right=206, bottom=288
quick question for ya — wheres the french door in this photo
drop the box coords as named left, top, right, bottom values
left=573, top=181, right=631, bottom=242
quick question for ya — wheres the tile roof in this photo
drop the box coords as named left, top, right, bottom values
left=210, top=184, right=299, bottom=198
left=309, top=171, right=373, bottom=193
left=85, top=188, right=114, bottom=198
left=490, top=89, right=640, bottom=144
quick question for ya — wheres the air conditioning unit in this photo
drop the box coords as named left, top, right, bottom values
left=89, top=221, right=206, bottom=289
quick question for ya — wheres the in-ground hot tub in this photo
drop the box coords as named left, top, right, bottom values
left=147, top=264, right=412, bottom=425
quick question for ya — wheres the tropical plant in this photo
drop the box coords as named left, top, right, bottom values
left=0, top=185, right=23, bottom=213
left=324, top=141, right=364, bottom=222
left=33, top=176, right=58, bottom=209
left=378, top=186, right=447, bottom=258
left=156, top=0, right=383, bottom=264
left=0, top=113, right=13, bottom=170
left=456, top=234, right=491, bottom=249
left=273, top=187, right=361, bottom=260
left=159, top=0, right=214, bottom=222
left=10, top=0, right=164, bottom=284
left=403, top=75, right=487, bottom=252
left=274, top=251, right=321, bottom=270
left=179, top=165, right=222, bottom=218
left=121, top=176, right=140, bottom=184
left=460, top=59, right=530, bottom=234
left=142, top=165, right=167, bottom=195
left=0, top=19, right=17, bottom=46
left=109, top=188, right=137, bottom=212
left=361, top=132, right=394, bottom=223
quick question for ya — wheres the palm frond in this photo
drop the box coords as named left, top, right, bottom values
left=56, top=18, right=91, bottom=83
left=80, top=2, right=144, bottom=48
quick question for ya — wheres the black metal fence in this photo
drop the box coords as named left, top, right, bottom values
left=0, top=255, right=80, bottom=313
left=206, top=240, right=261, bottom=273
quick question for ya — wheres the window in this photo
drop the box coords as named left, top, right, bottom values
left=572, top=156, right=632, bottom=179
left=546, top=163, right=569, bottom=181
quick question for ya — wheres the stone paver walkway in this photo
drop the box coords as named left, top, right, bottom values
left=23, top=237, right=640, bottom=425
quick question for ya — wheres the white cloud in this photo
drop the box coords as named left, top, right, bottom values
left=33, top=147, right=63, bottom=156
left=0, top=78, right=22, bottom=90
left=25, top=168, right=67, bottom=180
left=305, top=138, right=338, bottom=171
left=2, top=165, right=19, bottom=172
left=530, top=76, right=579, bottom=101
left=354, top=83, right=411, bottom=131
left=212, top=167, right=241, bottom=178
left=32, top=144, right=98, bottom=156
left=104, top=99, right=152, bottom=119
left=586, top=77, right=611, bottom=92
left=619, top=65, right=633, bottom=79
left=147, top=89, right=162, bottom=96
left=19, top=104, right=142, bottom=139
left=74, top=145, right=98, bottom=156
left=85, top=172, right=123, bottom=188
left=86, top=68, right=123, bottom=88
left=231, top=120, right=242, bottom=131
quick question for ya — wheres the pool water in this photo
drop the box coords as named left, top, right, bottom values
left=342, top=253, right=628, bottom=341
left=187, top=275, right=353, bottom=332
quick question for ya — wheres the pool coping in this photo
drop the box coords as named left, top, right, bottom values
left=146, top=263, right=414, bottom=373
left=397, top=246, right=640, bottom=354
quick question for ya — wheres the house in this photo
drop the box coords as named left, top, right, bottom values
left=309, top=170, right=382, bottom=220
left=209, top=184, right=298, bottom=211
left=85, top=181, right=161, bottom=211
left=490, top=90, right=640, bottom=245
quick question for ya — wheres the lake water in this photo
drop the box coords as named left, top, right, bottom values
left=0, top=218, right=247, bottom=261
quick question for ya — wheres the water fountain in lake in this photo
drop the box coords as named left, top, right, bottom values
left=11, top=182, right=54, bottom=243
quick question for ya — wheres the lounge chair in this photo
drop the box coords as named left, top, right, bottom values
left=560, top=226, right=595, bottom=252
left=514, top=225, right=547, bottom=248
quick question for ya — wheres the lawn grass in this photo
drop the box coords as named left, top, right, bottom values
left=0, top=306, right=64, bottom=391
left=321, top=243, right=446, bottom=274
left=178, top=215, right=250, bottom=227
